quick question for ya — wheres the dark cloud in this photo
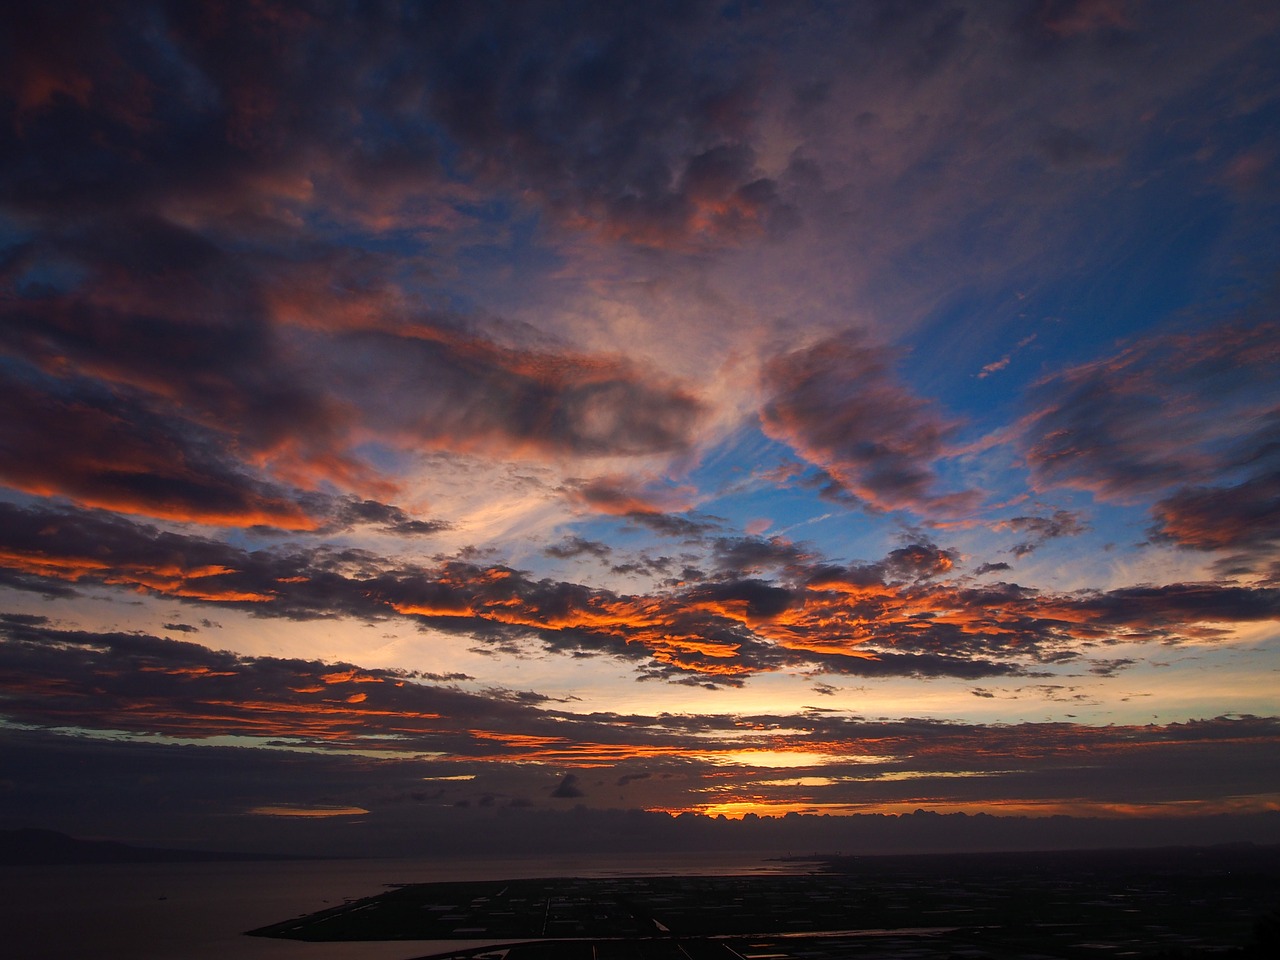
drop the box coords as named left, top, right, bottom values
left=1088, top=658, right=1135, bottom=677
left=675, top=565, right=707, bottom=584
left=550, top=774, right=586, bottom=799
left=625, top=511, right=723, bottom=538
left=564, top=478, right=720, bottom=538
left=1, top=1, right=731, bottom=531
left=0, top=612, right=49, bottom=627
left=326, top=498, right=452, bottom=537
left=689, top=579, right=796, bottom=619
left=802, top=547, right=949, bottom=591
left=322, top=327, right=705, bottom=459
left=796, top=467, right=866, bottom=509
left=760, top=331, right=979, bottom=515
left=2, top=245, right=705, bottom=520
left=0, top=366, right=318, bottom=529
left=0, top=224, right=355, bottom=489
left=545, top=536, right=612, bottom=561
left=565, top=478, right=647, bottom=512
left=1003, top=509, right=1089, bottom=556
left=1151, top=469, right=1280, bottom=557
left=1066, top=582, right=1280, bottom=628
left=710, top=536, right=811, bottom=577
left=421, top=671, right=475, bottom=683
left=1020, top=321, right=1280, bottom=569
left=975, top=562, right=1013, bottom=575
left=0, top=616, right=490, bottom=750
left=404, top=1, right=793, bottom=248
left=5, top=234, right=701, bottom=523
left=0, top=617, right=695, bottom=771
left=610, top=554, right=675, bottom=578
left=881, top=542, right=959, bottom=581
left=0, top=0, right=788, bottom=248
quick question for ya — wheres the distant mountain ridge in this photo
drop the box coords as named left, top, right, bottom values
left=0, top=828, right=286, bottom=865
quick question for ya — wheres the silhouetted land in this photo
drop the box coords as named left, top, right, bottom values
left=248, top=843, right=1280, bottom=959
left=0, top=828, right=293, bottom=865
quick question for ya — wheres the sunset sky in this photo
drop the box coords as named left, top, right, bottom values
left=2, top=0, right=1278, bottom=855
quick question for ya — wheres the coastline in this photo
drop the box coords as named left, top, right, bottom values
left=0, top=851, right=808, bottom=960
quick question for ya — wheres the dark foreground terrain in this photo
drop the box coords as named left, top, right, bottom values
left=248, top=844, right=1280, bottom=959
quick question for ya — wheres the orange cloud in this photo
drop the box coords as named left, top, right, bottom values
left=247, top=805, right=370, bottom=818
left=0, top=546, right=278, bottom=603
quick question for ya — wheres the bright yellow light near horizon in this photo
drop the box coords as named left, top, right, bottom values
left=690, top=793, right=1280, bottom=821
left=699, top=800, right=871, bottom=819
left=707, top=750, right=895, bottom=768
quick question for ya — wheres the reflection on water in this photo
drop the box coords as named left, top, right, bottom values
left=0, top=852, right=801, bottom=960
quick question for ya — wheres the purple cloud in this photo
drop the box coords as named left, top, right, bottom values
left=760, top=331, right=980, bottom=516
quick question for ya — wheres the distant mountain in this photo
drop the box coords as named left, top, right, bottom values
left=0, top=828, right=277, bottom=865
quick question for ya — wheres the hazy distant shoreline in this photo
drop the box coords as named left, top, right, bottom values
left=8, top=808, right=1280, bottom=865
left=0, top=827, right=312, bottom=866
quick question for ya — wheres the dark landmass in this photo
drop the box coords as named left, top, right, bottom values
left=249, top=844, right=1280, bottom=960
left=0, top=827, right=296, bottom=865
left=798, top=840, right=1280, bottom=879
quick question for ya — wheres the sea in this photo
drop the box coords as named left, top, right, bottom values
left=0, top=852, right=806, bottom=960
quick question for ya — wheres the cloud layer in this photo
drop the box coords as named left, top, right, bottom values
left=2, top=503, right=1275, bottom=690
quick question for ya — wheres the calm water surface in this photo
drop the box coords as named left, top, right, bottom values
left=0, top=852, right=805, bottom=960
